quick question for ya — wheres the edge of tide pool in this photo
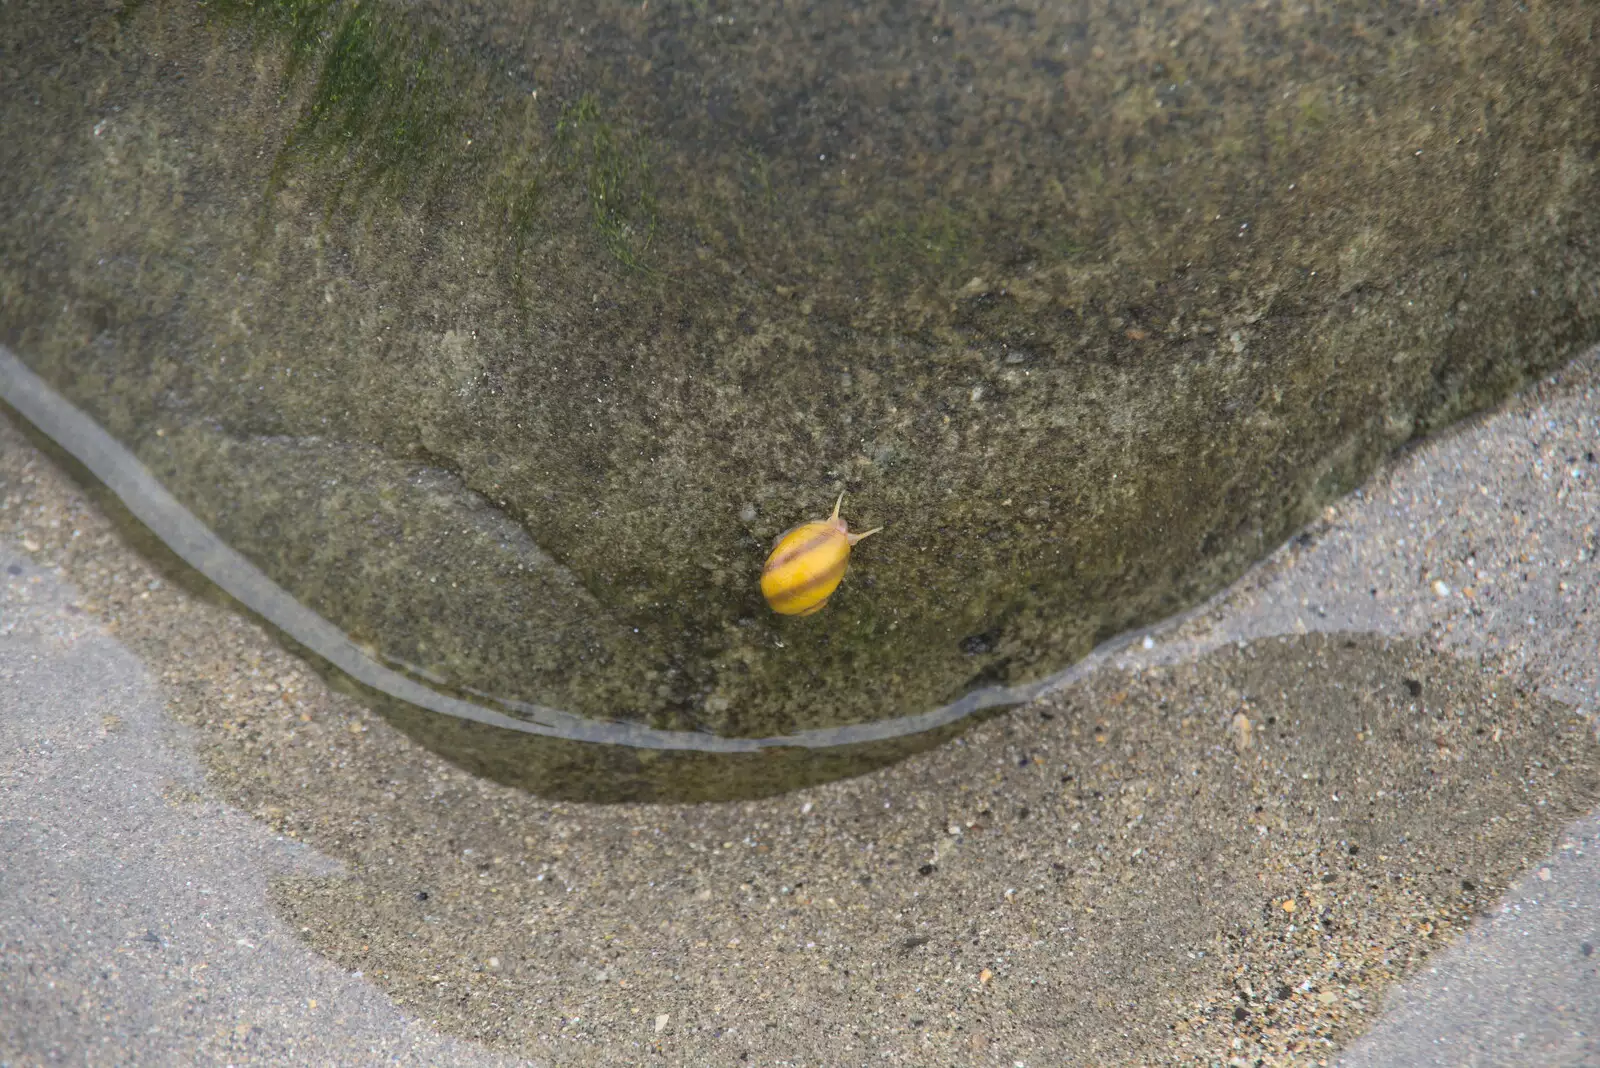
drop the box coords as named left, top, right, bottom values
left=0, top=340, right=1247, bottom=767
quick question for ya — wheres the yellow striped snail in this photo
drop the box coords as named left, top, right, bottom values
left=760, top=493, right=882, bottom=616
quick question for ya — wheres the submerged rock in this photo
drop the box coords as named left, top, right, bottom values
left=2, top=0, right=1597, bottom=797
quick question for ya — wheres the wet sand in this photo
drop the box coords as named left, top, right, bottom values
left=3, top=351, right=1598, bottom=1066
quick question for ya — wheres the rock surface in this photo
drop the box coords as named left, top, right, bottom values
left=3, top=0, right=1598, bottom=780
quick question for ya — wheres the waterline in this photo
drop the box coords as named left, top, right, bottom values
left=0, top=344, right=1189, bottom=753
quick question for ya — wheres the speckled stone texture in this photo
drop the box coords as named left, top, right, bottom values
left=3, top=0, right=1598, bottom=776
left=6, top=347, right=1600, bottom=1065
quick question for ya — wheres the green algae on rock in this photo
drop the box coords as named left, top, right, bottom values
left=3, top=0, right=1600, bottom=795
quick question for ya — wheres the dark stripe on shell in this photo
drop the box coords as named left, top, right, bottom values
left=764, top=526, right=839, bottom=573
left=768, top=555, right=848, bottom=608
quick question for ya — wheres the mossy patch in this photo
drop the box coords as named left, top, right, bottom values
left=554, top=93, right=658, bottom=271
left=205, top=0, right=460, bottom=201
left=199, top=0, right=656, bottom=271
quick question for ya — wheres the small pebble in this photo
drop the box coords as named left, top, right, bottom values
left=1231, top=712, right=1253, bottom=751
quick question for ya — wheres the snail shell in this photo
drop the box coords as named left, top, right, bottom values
left=760, top=493, right=882, bottom=616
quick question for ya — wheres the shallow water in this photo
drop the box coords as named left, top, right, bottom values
left=4, top=0, right=1599, bottom=797
left=2, top=343, right=1213, bottom=799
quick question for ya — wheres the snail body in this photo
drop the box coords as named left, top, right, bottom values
left=760, top=493, right=881, bottom=616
